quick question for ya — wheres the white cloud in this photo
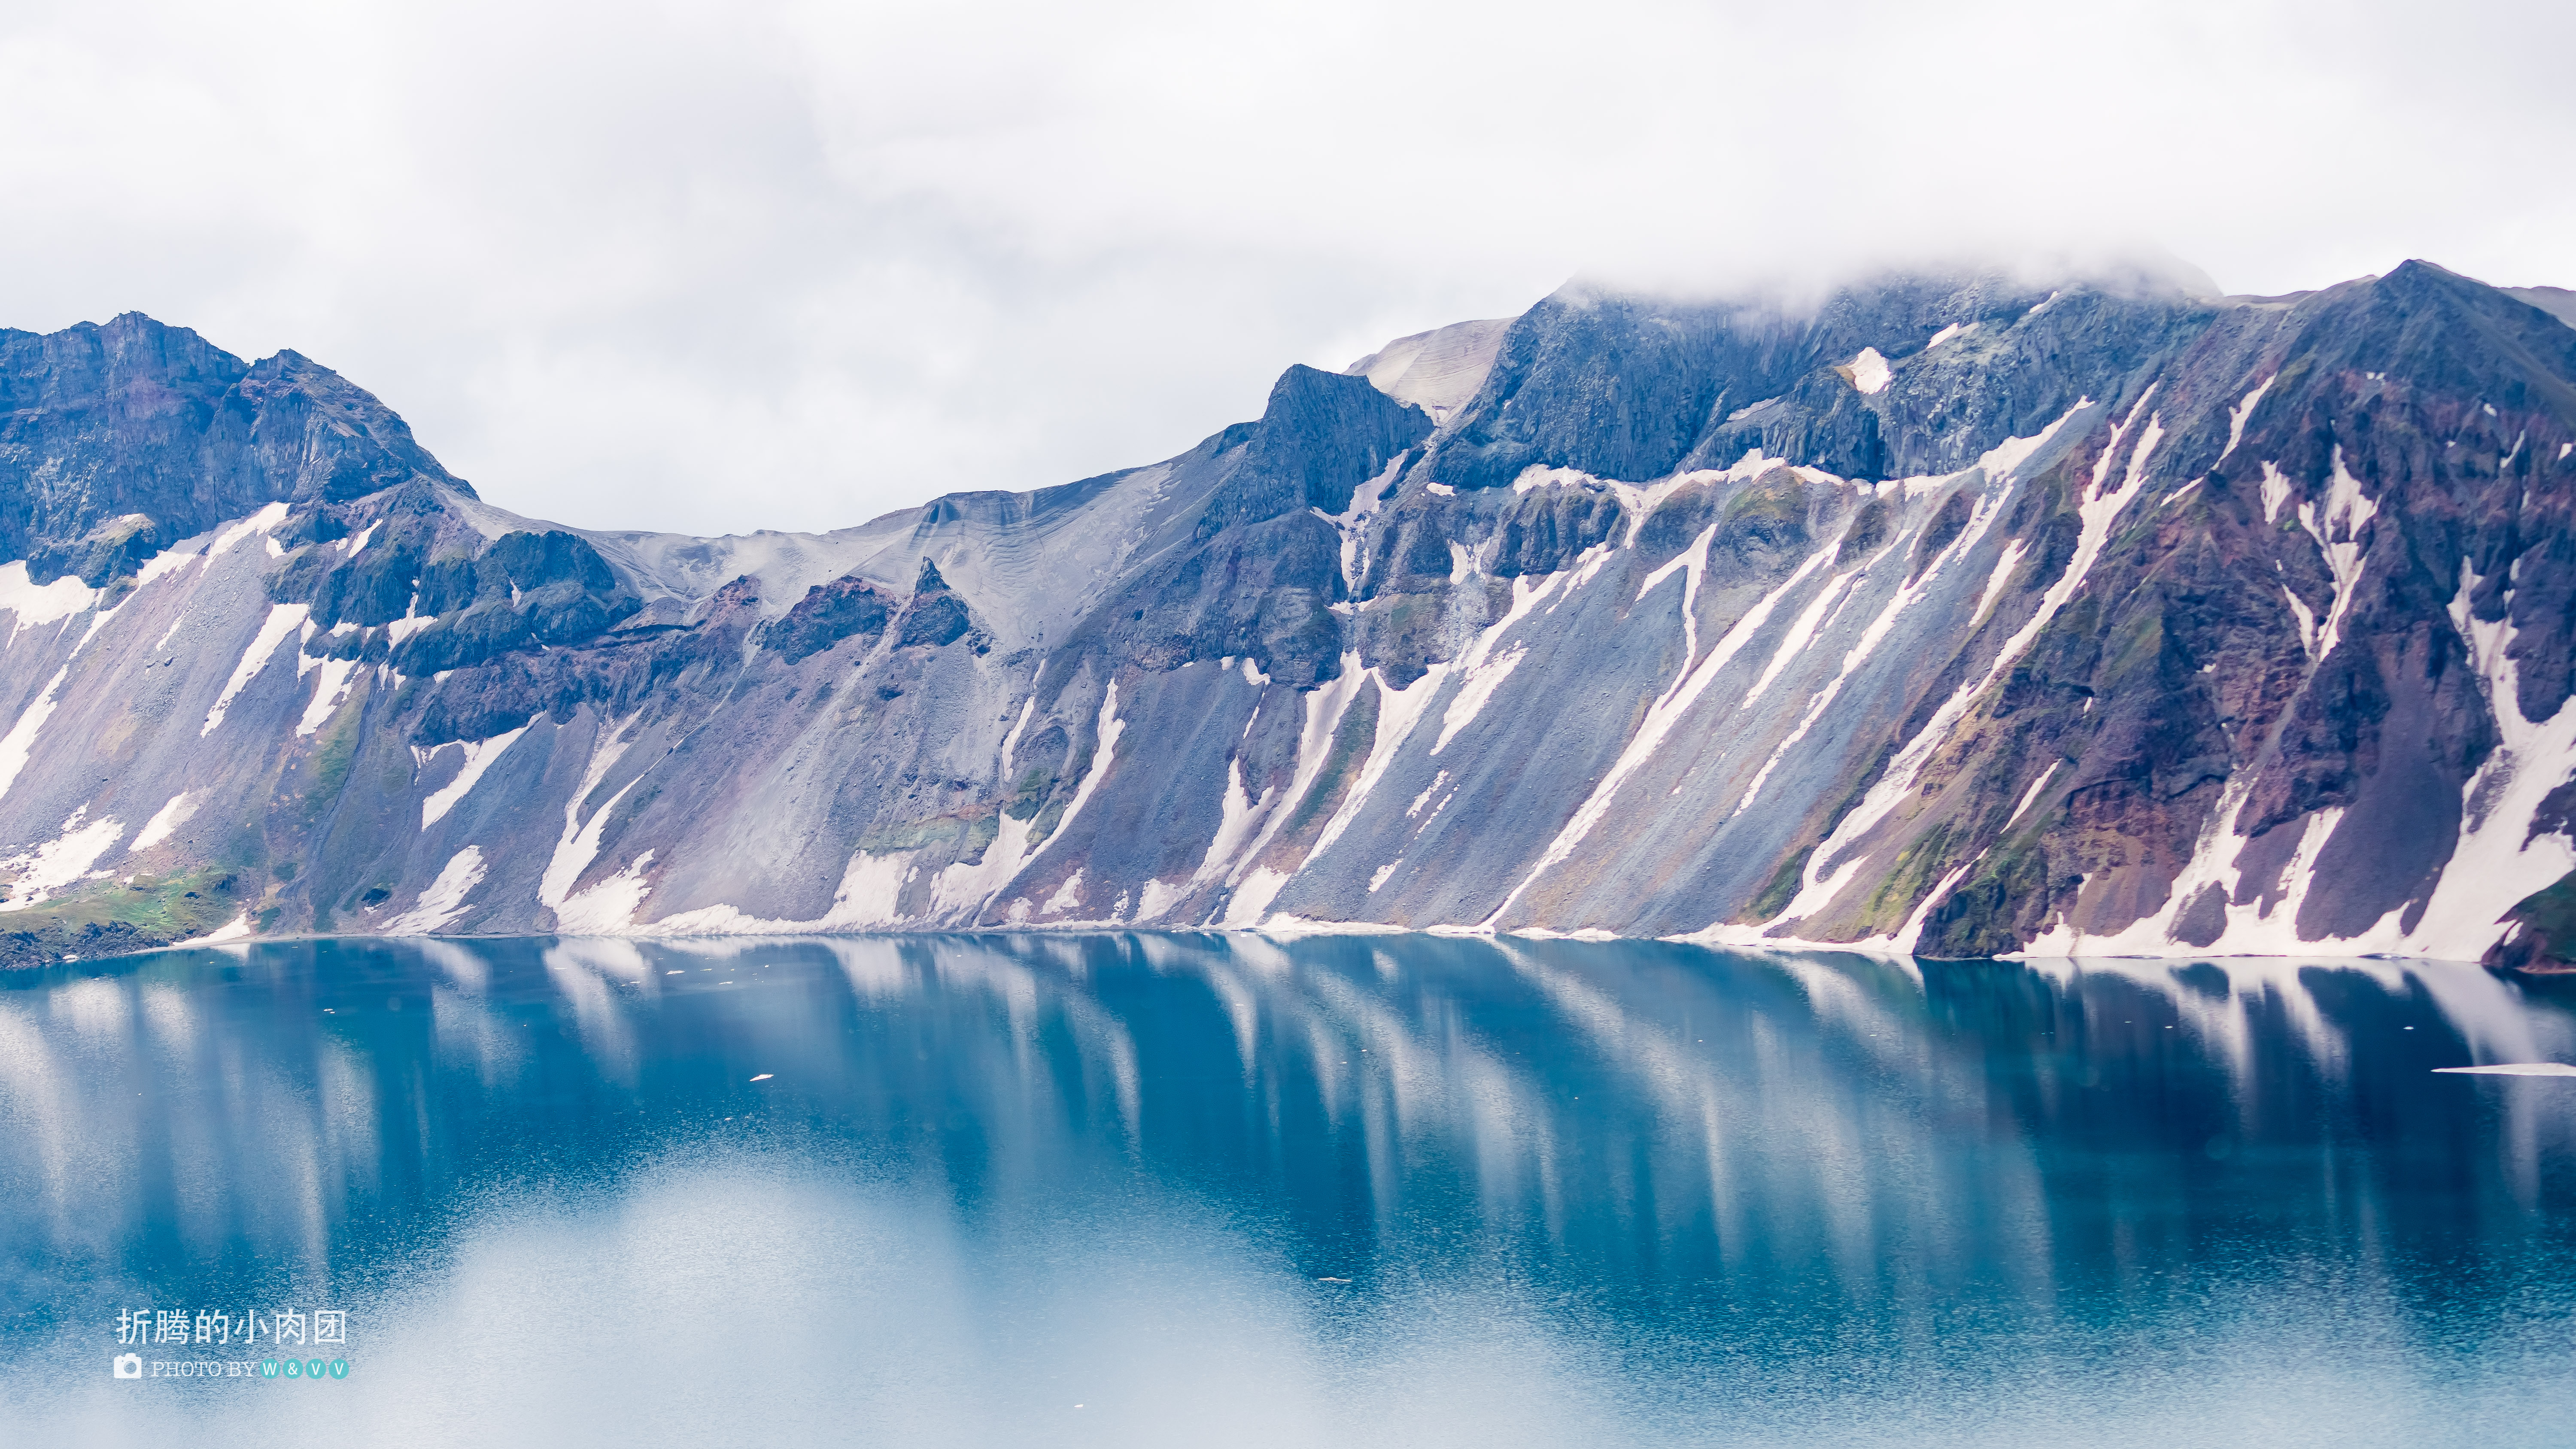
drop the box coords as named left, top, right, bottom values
left=1, top=0, right=2568, bottom=535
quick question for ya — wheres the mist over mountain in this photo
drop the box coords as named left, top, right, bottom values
left=3, top=258, right=2573, bottom=970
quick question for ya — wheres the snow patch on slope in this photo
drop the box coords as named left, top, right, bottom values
left=2404, top=562, right=2576, bottom=958
left=0, top=810, right=126, bottom=911
left=0, top=563, right=97, bottom=641
left=2296, top=445, right=2377, bottom=662
left=419, top=726, right=530, bottom=829
left=1190, top=760, right=1274, bottom=896
left=0, top=666, right=72, bottom=804
left=1433, top=574, right=1556, bottom=754
left=2220, top=374, right=2275, bottom=462
left=540, top=725, right=639, bottom=913
left=651, top=849, right=917, bottom=936
left=172, top=911, right=255, bottom=947
left=1303, top=660, right=1451, bottom=868
left=132, top=792, right=199, bottom=852
left=202, top=603, right=310, bottom=736
left=1490, top=547, right=1831, bottom=926
left=1215, top=660, right=1370, bottom=926
left=206, top=502, right=290, bottom=557
left=1992, top=538, right=2576, bottom=964
left=554, top=851, right=656, bottom=934
left=383, top=847, right=489, bottom=934
left=1768, top=395, right=2129, bottom=929
left=296, top=656, right=362, bottom=736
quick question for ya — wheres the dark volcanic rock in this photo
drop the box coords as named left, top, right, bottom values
left=2, top=258, right=2572, bottom=963
left=2487, top=871, right=2576, bottom=972
left=1199, top=365, right=1431, bottom=532
left=0, top=314, right=467, bottom=583
left=896, top=557, right=975, bottom=649
left=769, top=574, right=897, bottom=662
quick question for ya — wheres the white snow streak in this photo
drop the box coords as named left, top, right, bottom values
left=2010, top=777, right=2344, bottom=959
left=1029, top=680, right=1124, bottom=866
left=1772, top=394, right=2144, bottom=927
left=1436, top=646, right=1527, bottom=754
left=172, top=911, right=255, bottom=947
left=1044, top=870, right=1086, bottom=915
left=132, top=792, right=199, bottom=852
left=1487, top=549, right=1831, bottom=926
left=0, top=811, right=126, bottom=911
left=2220, top=374, right=2276, bottom=462
left=201, top=603, right=310, bottom=736
left=1191, top=760, right=1274, bottom=888
left=295, top=656, right=361, bottom=736
left=205, top=502, right=289, bottom=557
left=2402, top=561, right=2576, bottom=958
left=1971, top=538, right=2029, bottom=628
left=2282, top=586, right=2318, bottom=660
left=1212, top=661, right=1371, bottom=926
left=2005, top=761, right=2061, bottom=828
left=998, top=694, right=1036, bottom=778
left=1205, top=659, right=1370, bottom=926
left=419, top=725, right=530, bottom=829
left=553, top=851, right=656, bottom=934
left=932, top=812, right=1042, bottom=919
left=651, top=851, right=917, bottom=936
left=2296, top=445, right=2377, bottom=662
left=2259, top=460, right=2293, bottom=525
left=539, top=726, right=639, bottom=911
left=0, top=665, right=71, bottom=803
left=383, top=848, right=489, bottom=934
left=1433, top=574, right=1557, bottom=754
left=1738, top=570, right=1854, bottom=713
left=1731, top=496, right=2004, bottom=823
left=1407, top=771, right=1450, bottom=819
left=1304, top=665, right=1446, bottom=866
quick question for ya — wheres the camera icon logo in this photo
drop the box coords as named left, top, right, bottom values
left=113, top=1353, right=142, bottom=1379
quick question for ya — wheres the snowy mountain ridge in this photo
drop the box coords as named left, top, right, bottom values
left=2, top=258, right=2573, bottom=969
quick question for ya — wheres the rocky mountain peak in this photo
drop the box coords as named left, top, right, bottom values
left=0, top=313, right=468, bottom=588
left=0, top=261, right=2572, bottom=971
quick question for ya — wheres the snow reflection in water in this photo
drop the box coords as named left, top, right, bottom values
left=3, top=936, right=2574, bottom=1446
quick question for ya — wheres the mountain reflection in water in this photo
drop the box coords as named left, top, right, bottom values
left=3, top=935, right=2574, bottom=1446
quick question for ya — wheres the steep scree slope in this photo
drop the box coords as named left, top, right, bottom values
left=0, top=263, right=2571, bottom=966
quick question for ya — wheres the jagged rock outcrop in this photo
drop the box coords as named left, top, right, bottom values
left=0, top=260, right=2571, bottom=966
left=2486, top=873, right=2576, bottom=972
left=0, top=313, right=465, bottom=589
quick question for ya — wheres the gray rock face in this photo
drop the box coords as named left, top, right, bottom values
left=2, top=260, right=2573, bottom=966
left=0, top=313, right=466, bottom=588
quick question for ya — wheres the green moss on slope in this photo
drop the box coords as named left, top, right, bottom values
left=0, top=866, right=252, bottom=969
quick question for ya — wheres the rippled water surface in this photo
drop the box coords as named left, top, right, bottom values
left=3, top=935, right=2575, bottom=1446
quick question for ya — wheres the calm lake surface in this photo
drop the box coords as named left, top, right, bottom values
left=2, top=934, right=2573, bottom=1446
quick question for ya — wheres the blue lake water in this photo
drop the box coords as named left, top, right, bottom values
left=2, top=934, right=2573, bottom=1446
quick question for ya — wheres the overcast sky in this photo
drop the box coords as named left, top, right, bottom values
left=3, top=0, right=2569, bottom=537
